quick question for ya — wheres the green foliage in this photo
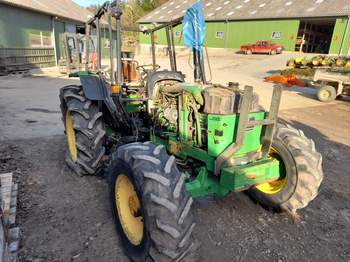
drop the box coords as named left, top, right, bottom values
left=122, top=0, right=168, bottom=44
left=86, top=4, right=100, bottom=14
left=85, top=1, right=168, bottom=46
left=137, top=0, right=154, bottom=11
left=137, top=0, right=168, bottom=12
left=86, top=0, right=168, bottom=26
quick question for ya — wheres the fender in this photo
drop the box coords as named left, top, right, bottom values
left=79, top=73, right=107, bottom=101
left=79, top=73, right=129, bottom=129
left=146, top=70, right=185, bottom=98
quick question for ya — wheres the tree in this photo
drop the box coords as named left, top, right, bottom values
left=137, top=0, right=168, bottom=12
left=85, top=1, right=168, bottom=47
left=86, top=4, right=100, bottom=14
left=86, top=1, right=168, bottom=26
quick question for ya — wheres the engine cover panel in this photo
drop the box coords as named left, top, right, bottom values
left=202, top=87, right=239, bottom=115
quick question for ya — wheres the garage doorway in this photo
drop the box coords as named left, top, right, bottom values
left=296, top=19, right=336, bottom=54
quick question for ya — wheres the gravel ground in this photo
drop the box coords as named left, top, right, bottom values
left=0, top=51, right=349, bottom=262
left=0, top=103, right=349, bottom=262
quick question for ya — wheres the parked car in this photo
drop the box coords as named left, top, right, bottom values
left=240, top=41, right=283, bottom=55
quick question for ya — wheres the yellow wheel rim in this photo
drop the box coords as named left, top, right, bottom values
left=115, top=175, right=144, bottom=246
left=319, top=89, right=330, bottom=100
left=65, top=111, right=78, bottom=162
left=255, top=147, right=287, bottom=195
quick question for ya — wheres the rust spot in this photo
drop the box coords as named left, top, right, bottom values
left=245, top=174, right=257, bottom=179
left=169, top=141, right=181, bottom=155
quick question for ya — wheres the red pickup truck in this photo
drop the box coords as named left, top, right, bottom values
left=240, top=41, right=283, bottom=55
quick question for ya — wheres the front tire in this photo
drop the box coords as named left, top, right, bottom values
left=248, top=123, right=323, bottom=212
left=107, top=142, right=195, bottom=261
left=59, top=85, right=106, bottom=175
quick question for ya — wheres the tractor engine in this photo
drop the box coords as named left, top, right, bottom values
left=152, top=82, right=249, bottom=151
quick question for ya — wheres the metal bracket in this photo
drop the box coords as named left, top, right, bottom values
left=214, top=86, right=253, bottom=175
left=214, top=85, right=283, bottom=175
left=261, top=85, right=282, bottom=158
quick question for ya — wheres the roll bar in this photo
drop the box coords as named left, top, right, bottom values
left=85, top=0, right=184, bottom=84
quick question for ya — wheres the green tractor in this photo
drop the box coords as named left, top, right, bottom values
left=59, top=1, right=323, bottom=261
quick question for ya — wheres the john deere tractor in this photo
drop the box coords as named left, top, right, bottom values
left=59, top=1, right=323, bottom=261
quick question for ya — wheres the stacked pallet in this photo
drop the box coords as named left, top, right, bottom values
left=0, top=173, right=19, bottom=262
left=0, top=47, right=56, bottom=74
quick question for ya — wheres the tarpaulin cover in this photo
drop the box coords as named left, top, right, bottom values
left=182, top=1, right=206, bottom=52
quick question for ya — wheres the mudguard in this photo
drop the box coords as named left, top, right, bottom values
left=146, top=70, right=185, bottom=98
left=79, top=74, right=107, bottom=101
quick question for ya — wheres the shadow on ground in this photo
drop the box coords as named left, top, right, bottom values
left=0, top=103, right=349, bottom=262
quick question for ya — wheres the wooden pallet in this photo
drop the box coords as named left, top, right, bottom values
left=0, top=173, right=19, bottom=262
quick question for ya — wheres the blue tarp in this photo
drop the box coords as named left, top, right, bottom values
left=182, top=1, right=206, bottom=52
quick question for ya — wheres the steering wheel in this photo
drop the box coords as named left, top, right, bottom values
left=136, top=64, right=160, bottom=74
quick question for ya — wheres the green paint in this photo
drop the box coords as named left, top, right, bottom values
left=99, top=27, right=118, bottom=59
left=182, top=84, right=204, bottom=105
left=126, top=102, right=144, bottom=113
left=207, top=114, right=236, bottom=157
left=185, top=158, right=280, bottom=197
left=235, top=112, right=265, bottom=157
left=329, top=18, right=350, bottom=55
left=225, top=20, right=300, bottom=51
left=204, top=22, right=228, bottom=49
left=220, top=158, right=280, bottom=192
left=150, top=103, right=282, bottom=197
left=139, top=24, right=183, bottom=45
left=126, top=95, right=145, bottom=113
left=185, top=167, right=229, bottom=197
left=0, top=3, right=87, bottom=65
left=207, top=112, right=265, bottom=158
left=153, top=131, right=282, bottom=197
left=150, top=134, right=216, bottom=172
left=54, top=21, right=65, bottom=61
left=0, top=3, right=51, bottom=48
left=139, top=20, right=300, bottom=51
left=179, top=107, right=190, bottom=141
left=74, top=71, right=98, bottom=77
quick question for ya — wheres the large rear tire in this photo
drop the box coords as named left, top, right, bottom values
left=107, top=142, right=195, bottom=262
left=248, top=123, right=323, bottom=212
left=59, top=85, right=106, bottom=175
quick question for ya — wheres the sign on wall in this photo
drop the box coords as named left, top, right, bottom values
left=272, top=31, right=282, bottom=39
left=216, top=31, right=224, bottom=39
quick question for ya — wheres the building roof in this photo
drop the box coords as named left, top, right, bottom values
left=138, top=0, right=350, bottom=23
left=0, top=0, right=92, bottom=23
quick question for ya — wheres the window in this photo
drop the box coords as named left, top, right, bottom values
left=42, top=34, right=52, bottom=46
left=29, top=33, right=41, bottom=47
left=139, top=25, right=147, bottom=31
left=30, top=31, right=53, bottom=47
left=104, top=39, right=110, bottom=48
left=65, top=24, right=76, bottom=33
left=272, top=31, right=282, bottom=39
left=67, top=37, right=76, bottom=49
left=216, top=31, right=224, bottom=39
